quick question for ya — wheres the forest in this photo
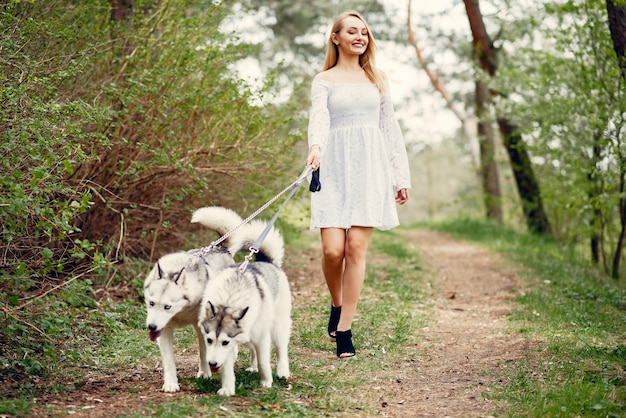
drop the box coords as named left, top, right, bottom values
left=1, top=0, right=625, bottom=415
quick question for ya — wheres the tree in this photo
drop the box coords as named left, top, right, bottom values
left=407, top=0, right=502, bottom=223
left=490, top=0, right=624, bottom=277
left=606, top=0, right=626, bottom=77
left=463, top=0, right=552, bottom=235
left=605, top=0, right=626, bottom=278
left=406, top=3, right=480, bottom=168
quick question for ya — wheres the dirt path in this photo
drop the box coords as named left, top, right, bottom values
left=378, top=230, right=529, bottom=417
left=28, top=229, right=530, bottom=417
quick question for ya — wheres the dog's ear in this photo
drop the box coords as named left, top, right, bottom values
left=206, top=301, right=218, bottom=318
left=173, top=267, right=185, bottom=284
left=157, top=262, right=164, bottom=279
left=233, top=306, right=249, bottom=321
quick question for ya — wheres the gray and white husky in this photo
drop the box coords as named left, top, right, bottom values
left=143, top=206, right=245, bottom=393
left=198, top=219, right=292, bottom=396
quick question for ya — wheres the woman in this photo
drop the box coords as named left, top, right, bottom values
left=305, top=11, right=411, bottom=359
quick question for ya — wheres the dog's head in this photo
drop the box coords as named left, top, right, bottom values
left=198, top=301, right=249, bottom=373
left=144, top=253, right=204, bottom=341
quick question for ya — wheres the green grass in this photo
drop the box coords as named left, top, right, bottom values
left=5, top=218, right=625, bottom=416
left=5, top=227, right=428, bottom=417
left=425, top=218, right=626, bottom=417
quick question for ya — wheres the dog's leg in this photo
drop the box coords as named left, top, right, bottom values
left=273, top=318, right=291, bottom=379
left=245, top=342, right=258, bottom=372
left=253, top=334, right=273, bottom=388
left=158, top=327, right=180, bottom=392
left=194, top=323, right=211, bottom=379
left=217, top=349, right=237, bottom=396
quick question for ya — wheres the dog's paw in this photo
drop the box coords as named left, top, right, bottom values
left=217, top=387, right=235, bottom=397
left=162, top=382, right=180, bottom=393
left=260, top=378, right=273, bottom=388
left=245, top=365, right=258, bottom=373
left=196, top=370, right=211, bottom=379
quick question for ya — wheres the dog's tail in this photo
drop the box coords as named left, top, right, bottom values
left=230, top=219, right=285, bottom=268
left=191, top=207, right=244, bottom=255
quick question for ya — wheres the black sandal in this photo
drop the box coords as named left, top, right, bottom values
left=327, top=305, right=341, bottom=340
left=335, top=330, right=356, bottom=358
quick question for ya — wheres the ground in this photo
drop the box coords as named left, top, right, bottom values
left=372, top=230, right=529, bottom=417
left=28, top=229, right=529, bottom=417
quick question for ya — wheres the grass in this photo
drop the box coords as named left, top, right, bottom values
left=128, top=229, right=428, bottom=417
left=426, top=218, right=626, bottom=417
left=3, top=218, right=625, bottom=416
left=8, top=227, right=428, bottom=417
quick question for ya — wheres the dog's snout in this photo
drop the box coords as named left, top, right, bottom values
left=209, top=361, right=220, bottom=373
left=148, top=324, right=157, bottom=331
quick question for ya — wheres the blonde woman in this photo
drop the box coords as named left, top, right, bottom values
left=305, top=11, right=411, bottom=358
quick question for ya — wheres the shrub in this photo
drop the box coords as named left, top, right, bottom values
left=0, top=0, right=301, bottom=386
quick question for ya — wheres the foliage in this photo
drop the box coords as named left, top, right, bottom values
left=491, top=0, right=626, bottom=277
left=0, top=0, right=301, bottom=387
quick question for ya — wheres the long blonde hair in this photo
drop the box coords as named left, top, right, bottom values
left=323, top=11, right=386, bottom=93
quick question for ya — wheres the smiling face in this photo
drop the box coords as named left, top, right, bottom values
left=332, top=15, right=369, bottom=57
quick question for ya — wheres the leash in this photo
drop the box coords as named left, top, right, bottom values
left=238, top=165, right=309, bottom=273
left=194, top=165, right=313, bottom=259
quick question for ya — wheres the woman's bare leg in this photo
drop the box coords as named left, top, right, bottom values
left=321, top=226, right=373, bottom=357
left=320, top=228, right=346, bottom=308
left=336, top=226, right=372, bottom=332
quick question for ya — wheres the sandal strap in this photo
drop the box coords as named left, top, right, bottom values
left=335, top=329, right=356, bottom=358
left=328, top=305, right=341, bottom=339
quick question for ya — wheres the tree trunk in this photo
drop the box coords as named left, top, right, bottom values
left=108, top=0, right=134, bottom=56
left=463, top=0, right=503, bottom=223
left=588, top=137, right=606, bottom=268
left=477, top=80, right=502, bottom=222
left=606, top=0, right=626, bottom=279
left=613, top=169, right=626, bottom=279
left=498, top=119, right=551, bottom=235
left=606, top=0, right=626, bottom=78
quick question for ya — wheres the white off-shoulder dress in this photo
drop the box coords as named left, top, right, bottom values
left=307, top=79, right=411, bottom=231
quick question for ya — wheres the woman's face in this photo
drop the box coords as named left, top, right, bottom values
left=332, top=15, right=369, bottom=56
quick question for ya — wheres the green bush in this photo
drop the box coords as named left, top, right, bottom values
left=0, top=0, right=301, bottom=388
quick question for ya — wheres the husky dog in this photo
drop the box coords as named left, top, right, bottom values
left=143, top=206, right=245, bottom=393
left=198, top=220, right=292, bottom=396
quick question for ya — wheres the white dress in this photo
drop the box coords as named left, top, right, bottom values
left=307, top=79, right=411, bottom=231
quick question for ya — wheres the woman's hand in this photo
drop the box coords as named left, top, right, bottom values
left=306, top=145, right=321, bottom=170
left=395, top=188, right=409, bottom=205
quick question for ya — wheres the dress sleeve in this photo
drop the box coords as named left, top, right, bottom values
left=380, top=78, right=412, bottom=192
left=307, top=80, right=331, bottom=155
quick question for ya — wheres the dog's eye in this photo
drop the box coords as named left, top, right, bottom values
left=164, top=305, right=171, bottom=310
left=148, top=301, right=154, bottom=306
left=221, top=341, right=229, bottom=347
left=207, top=338, right=213, bottom=345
